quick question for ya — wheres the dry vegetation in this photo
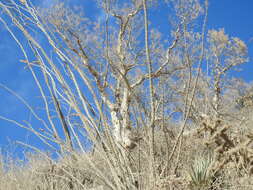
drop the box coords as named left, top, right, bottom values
left=0, top=0, right=253, bottom=189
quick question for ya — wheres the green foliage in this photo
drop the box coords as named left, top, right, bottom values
left=188, top=152, right=213, bottom=190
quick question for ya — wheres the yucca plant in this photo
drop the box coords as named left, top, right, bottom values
left=188, top=152, right=213, bottom=190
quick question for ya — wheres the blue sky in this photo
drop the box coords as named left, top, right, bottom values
left=0, top=0, right=252, bottom=159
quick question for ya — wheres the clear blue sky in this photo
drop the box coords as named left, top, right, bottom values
left=0, top=0, right=252, bottom=159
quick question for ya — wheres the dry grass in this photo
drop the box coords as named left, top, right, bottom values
left=0, top=123, right=252, bottom=190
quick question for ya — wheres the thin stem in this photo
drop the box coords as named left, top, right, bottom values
left=143, top=0, right=156, bottom=185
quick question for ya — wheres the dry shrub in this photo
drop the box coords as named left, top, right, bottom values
left=0, top=0, right=252, bottom=189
